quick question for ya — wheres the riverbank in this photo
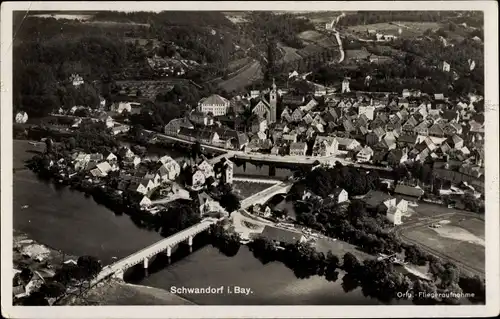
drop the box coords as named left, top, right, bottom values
left=13, top=230, right=193, bottom=305
left=65, top=279, right=195, bottom=305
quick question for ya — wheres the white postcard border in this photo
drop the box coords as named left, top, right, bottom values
left=1, top=1, right=499, bottom=318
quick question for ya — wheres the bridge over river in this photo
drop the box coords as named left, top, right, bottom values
left=93, top=217, right=221, bottom=283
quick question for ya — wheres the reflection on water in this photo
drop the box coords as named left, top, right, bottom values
left=13, top=145, right=403, bottom=305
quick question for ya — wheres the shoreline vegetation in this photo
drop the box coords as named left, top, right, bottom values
left=13, top=230, right=196, bottom=305
left=16, top=136, right=485, bottom=305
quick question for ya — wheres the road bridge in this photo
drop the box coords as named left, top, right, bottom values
left=240, top=182, right=293, bottom=209
left=93, top=218, right=220, bottom=282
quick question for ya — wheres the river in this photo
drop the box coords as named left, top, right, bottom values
left=12, top=140, right=397, bottom=305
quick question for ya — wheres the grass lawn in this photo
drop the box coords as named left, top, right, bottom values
left=313, top=237, right=373, bottom=262
left=347, top=22, right=442, bottom=38
left=402, top=213, right=484, bottom=273
left=232, top=181, right=277, bottom=199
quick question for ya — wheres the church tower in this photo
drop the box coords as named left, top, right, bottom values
left=269, top=78, right=277, bottom=123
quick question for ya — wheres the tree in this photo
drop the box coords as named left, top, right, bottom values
left=77, top=255, right=102, bottom=280
left=21, top=291, right=49, bottom=306
left=39, top=282, right=66, bottom=298
left=190, top=141, right=203, bottom=163
left=220, top=191, right=241, bottom=214
left=342, top=252, right=361, bottom=273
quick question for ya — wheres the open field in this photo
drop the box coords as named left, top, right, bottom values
left=83, top=20, right=150, bottom=28
left=346, top=22, right=442, bottom=38
left=399, top=211, right=484, bottom=275
left=277, top=43, right=302, bottom=63
left=313, top=237, right=373, bottom=262
left=298, top=31, right=338, bottom=49
left=227, top=57, right=253, bottom=73
left=233, top=181, right=277, bottom=199
left=298, top=30, right=326, bottom=42
left=218, top=61, right=263, bottom=93
left=222, top=12, right=249, bottom=24
left=297, top=44, right=324, bottom=58
left=345, top=49, right=371, bottom=60
left=31, top=14, right=94, bottom=20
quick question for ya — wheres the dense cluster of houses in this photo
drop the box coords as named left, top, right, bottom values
left=161, top=79, right=484, bottom=191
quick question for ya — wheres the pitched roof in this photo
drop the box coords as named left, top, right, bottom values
left=200, top=94, right=229, bottom=106
left=290, top=142, right=307, bottom=151
left=398, top=134, right=417, bottom=144
left=361, top=190, right=393, bottom=208
left=394, top=184, right=424, bottom=197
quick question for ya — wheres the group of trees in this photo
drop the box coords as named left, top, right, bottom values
left=289, top=164, right=381, bottom=200
left=336, top=11, right=460, bottom=27
left=249, top=236, right=483, bottom=305
left=245, top=12, right=315, bottom=49
left=16, top=255, right=102, bottom=306
left=210, top=223, right=241, bottom=257
left=13, top=33, right=146, bottom=117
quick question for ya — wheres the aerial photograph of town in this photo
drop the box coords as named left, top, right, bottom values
left=8, top=8, right=488, bottom=307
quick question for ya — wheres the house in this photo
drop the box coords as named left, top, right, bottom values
left=443, top=122, right=461, bottom=136
left=139, top=196, right=152, bottom=207
left=291, top=108, right=304, bottom=122
left=282, top=95, right=305, bottom=107
left=312, top=135, right=339, bottom=156
left=366, top=128, right=385, bottom=146
left=341, top=78, right=350, bottom=93
left=386, top=148, right=408, bottom=166
left=214, top=157, right=234, bottom=184
left=198, top=192, right=218, bottom=215
left=164, top=118, right=194, bottom=136
left=358, top=105, right=375, bottom=120
left=397, top=134, right=418, bottom=148
left=178, top=127, right=219, bottom=145
left=281, top=107, right=292, bottom=122
left=192, top=170, right=206, bottom=188
left=336, top=137, right=361, bottom=153
left=70, top=73, right=84, bottom=87
left=361, top=190, right=394, bottom=209
left=158, top=156, right=181, bottom=180
left=112, top=102, right=134, bottom=114
left=441, top=61, right=451, bottom=72
left=434, top=93, right=445, bottom=101
left=386, top=206, right=403, bottom=225
left=198, top=94, right=230, bottom=116
left=90, top=161, right=113, bottom=177
left=15, top=111, right=28, bottom=124
left=330, top=188, right=348, bottom=204
left=442, top=110, right=460, bottom=123
left=428, top=123, right=445, bottom=138
left=215, top=128, right=248, bottom=150
left=129, top=181, right=148, bottom=195
left=394, top=184, right=424, bottom=200
left=197, top=159, right=214, bottom=179
left=302, top=113, right=314, bottom=125
left=190, top=111, right=214, bottom=126
left=289, top=142, right=307, bottom=156
left=447, top=134, right=464, bottom=149
left=111, top=124, right=130, bottom=136
left=103, top=151, right=118, bottom=163
left=251, top=117, right=268, bottom=133
left=413, top=121, right=431, bottom=136
left=301, top=98, right=319, bottom=112
left=282, top=133, right=298, bottom=143
left=118, top=147, right=135, bottom=160
left=123, top=156, right=141, bottom=168
left=356, top=146, right=374, bottom=163
left=260, top=226, right=306, bottom=247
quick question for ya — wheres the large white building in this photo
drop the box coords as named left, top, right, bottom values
left=198, top=94, right=230, bottom=116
